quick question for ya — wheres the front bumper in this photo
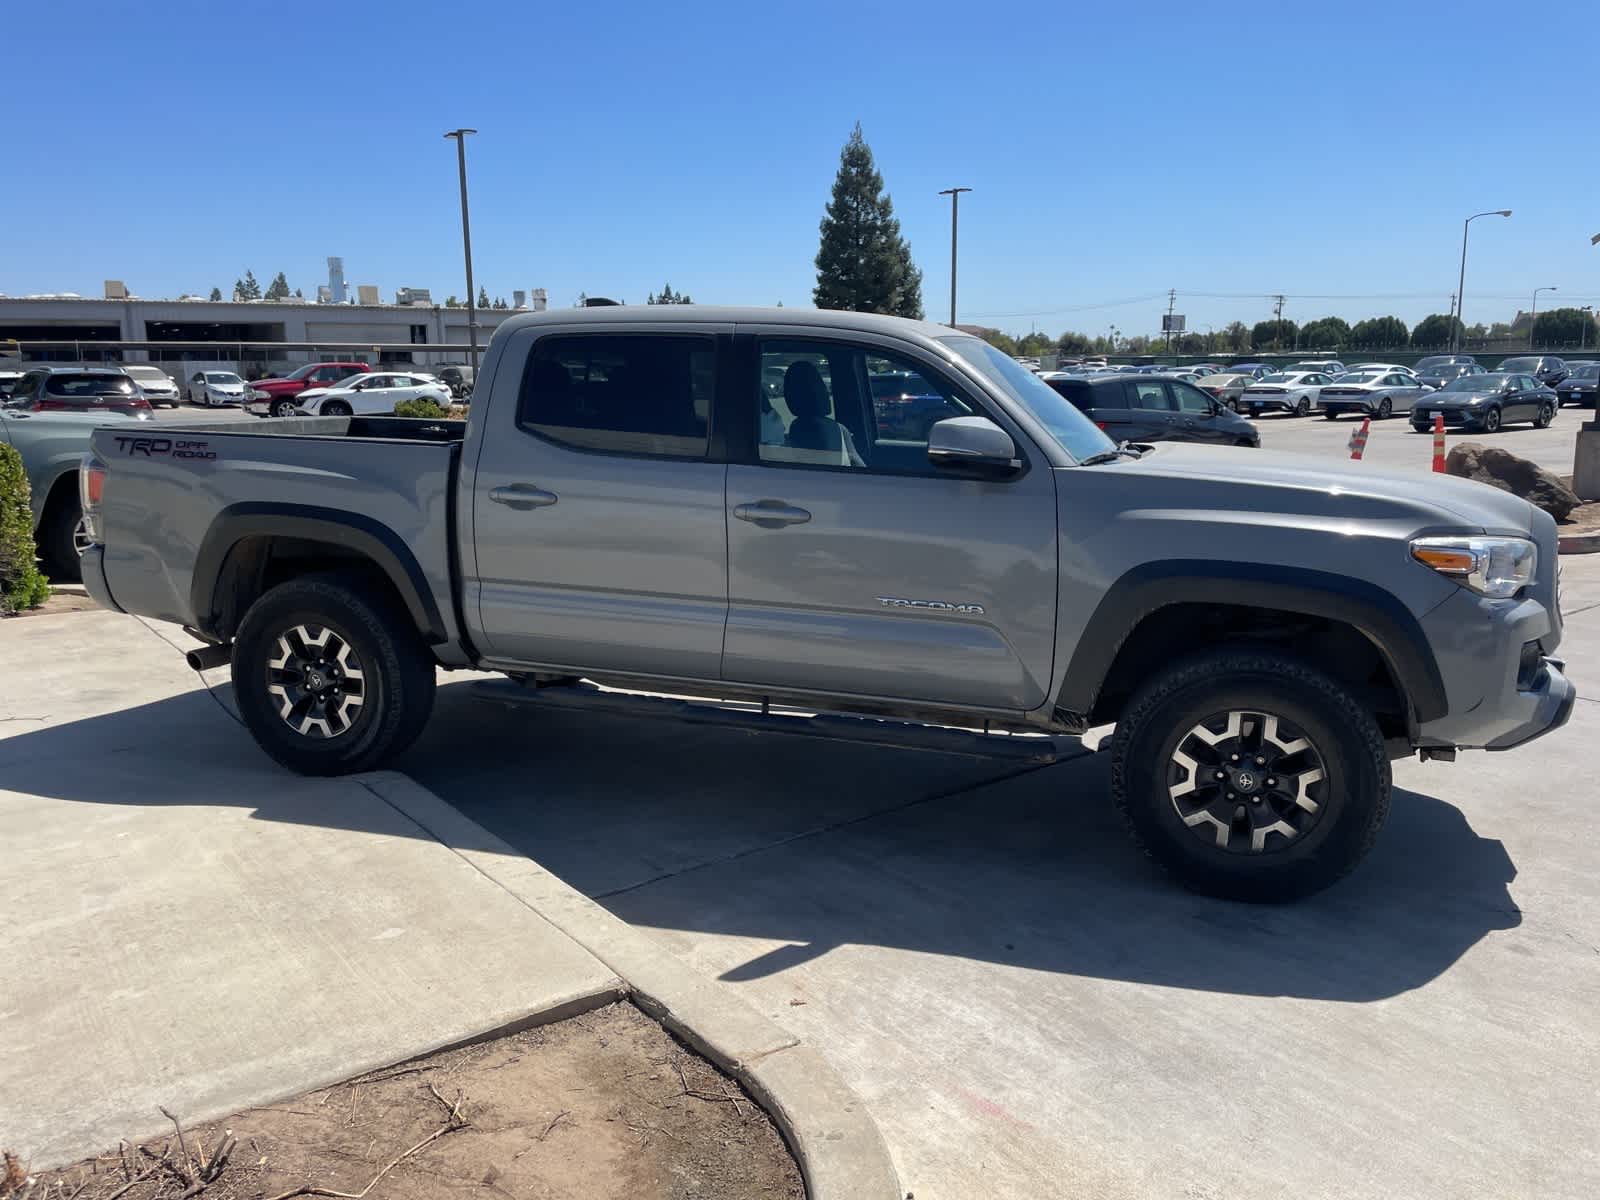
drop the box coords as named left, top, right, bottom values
left=78, top=544, right=123, bottom=615
left=1412, top=406, right=1482, bottom=428
left=1485, top=657, right=1576, bottom=750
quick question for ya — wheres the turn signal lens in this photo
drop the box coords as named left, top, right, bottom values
left=1410, top=536, right=1536, bottom=598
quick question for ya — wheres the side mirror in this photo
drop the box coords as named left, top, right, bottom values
left=927, top=416, right=1022, bottom=477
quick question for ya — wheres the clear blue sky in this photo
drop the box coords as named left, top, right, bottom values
left=5, top=0, right=1598, bottom=338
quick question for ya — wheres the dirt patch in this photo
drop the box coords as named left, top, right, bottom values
left=5, top=1002, right=802, bottom=1200
left=0, top=584, right=98, bottom=620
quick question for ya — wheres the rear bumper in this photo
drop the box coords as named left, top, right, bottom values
left=78, top=544, right=124, bottom=615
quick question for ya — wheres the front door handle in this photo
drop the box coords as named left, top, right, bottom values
left=489, top=484, right=558, bottom=510
left=733, top=499, right=812, bottom=528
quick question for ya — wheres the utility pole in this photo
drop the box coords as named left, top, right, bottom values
left=936, top=188, right=972, bottom=326
left=1271, top=294, right=1286, bottom=351
left=443, top=128, right=480, bottom=374
left=1165, top=289, right=1176, bottom=354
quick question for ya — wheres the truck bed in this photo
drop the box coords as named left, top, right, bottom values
left=87, top=415, right=471, bottom=662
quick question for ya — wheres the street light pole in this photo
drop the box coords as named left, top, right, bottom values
left=443, top=128, right=480, bottom=374
left=1453, top=209, right=1512, bottom=352
left=1530, top=286, right=1557, bottom=350
left=937, top=187, right=971, bottom=326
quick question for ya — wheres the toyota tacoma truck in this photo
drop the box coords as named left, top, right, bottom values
left=78, top=307, right=1575, bottom=901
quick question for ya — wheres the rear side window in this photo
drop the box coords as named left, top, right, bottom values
left=1124, top=380, right=1174, bottom=411
left=519, top=334, right=713, bottom=458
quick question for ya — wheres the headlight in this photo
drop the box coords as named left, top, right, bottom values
left=1411, top=536, right=1536, bottom=598
left=250, top=389, right=268, bottom=399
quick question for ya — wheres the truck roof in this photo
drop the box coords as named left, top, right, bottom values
left=492, top=305, right=962, bottom=342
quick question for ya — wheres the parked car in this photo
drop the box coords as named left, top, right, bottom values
left=433, top=363, right=475, bottom=399
left=1185, top=364, right=1223, bottom=376
left=246, top=361, right=372, bottom=415
left=1496, top=355, right=1570, bottom=389
left=1195, top=372, right=1250, bottom=409
left=78, top=305, right=1573, bottom=903
left=1226, top=363, right=1277, bottom=381
left=1043, top=373, right=1259, bottom=446
left=288, top=371, right=453, bottom=417
left=4, top=366, right=153, bottom=419
left=1414, top=355, right=1478, bottom=374
left=1415, top=362, right=1486, bottom=391
left=870, top=371, right=965, bottom=440
left=1346, top=363, right=1418, bottom=378
left=1555, top=363, right=1599, bottom=408
left=1286, top=360, right=1346, bottom=377
left=1, top=402, right=136, bottom=579
left=1412, top=373, right=1558, bottom=434
left=0, top=359, right=26, bottom=398
left=185, top=369, right=249, bottom=407
left=1317, top=370, right=1432, bottom=419
left=121, top=363, right=182, bottom=408
left=1240, top=371, right=1335, bottom=417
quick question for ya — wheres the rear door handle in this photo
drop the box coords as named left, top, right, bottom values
left=733, top=499, right=812, bottom=528
left=489, top=484, right=558, bottom=510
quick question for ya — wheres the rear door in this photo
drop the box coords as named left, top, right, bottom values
left=1120, top=379, right=1180, bottom=441
left=722, top=330, right=1058, bottom=712
left=468, top=324, right=731, bottom=679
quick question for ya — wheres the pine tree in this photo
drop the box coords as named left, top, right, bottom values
left=477, top=286, right=490, bottom=309
left=208, top=287, right=222, bottom=302
left=237, top=270, right=261, bottom=300
left=647, top=283, right=693, bottom=305
left=293, top=287, right=303, bottom=299
left=444, top=295, right=461, bottom=308
left=231, top=279, right=245, bottom=300
left=813, top=123, right=923, bottom=319
left=265, top=271, right=290, bottom=301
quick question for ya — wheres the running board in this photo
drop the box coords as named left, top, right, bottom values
left=471, top=679, right=1088, bottom=764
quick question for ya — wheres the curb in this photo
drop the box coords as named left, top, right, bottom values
left=1558, top=528, right=1600, bottom=555
left=360, top=771, right=902, bottom=1200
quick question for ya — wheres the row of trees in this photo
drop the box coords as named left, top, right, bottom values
left=215, top=270, right=300, bottom=302
left=972, top=306, right=1599, bottom=359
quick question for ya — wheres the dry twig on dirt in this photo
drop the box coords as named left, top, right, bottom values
left=265, top=1088, right=469, bottom=1200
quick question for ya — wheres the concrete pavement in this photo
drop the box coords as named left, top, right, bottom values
left=402, top=553, right=1600, bottom=1200
left=0, top=612, right=627, bottom=1168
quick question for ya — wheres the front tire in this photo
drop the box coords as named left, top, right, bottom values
left=1481, top=406, right=1502, bottom=433
left=1534, top=401, right=1554, bottom=429
left=1322, top=410, right=1338, bottom=420
left=321, top=400, right=352, bottom=417
left=1109, top=648, right=1390, bottom=902
left=231, top=574, right=436, bottom=776
left=271, top=398, right=299, bottom=418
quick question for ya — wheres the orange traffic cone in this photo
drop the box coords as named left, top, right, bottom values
left=1432, top=413, right=1447, bottom=473
left=1347, top=416, right=1371, bottom=460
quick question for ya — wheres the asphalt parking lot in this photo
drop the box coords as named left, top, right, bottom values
left=1251, top=401, right=1590, bottom=474
left=147, top=402, right=256, bottom=425
left=395, top=553, right=1600, bottom=1199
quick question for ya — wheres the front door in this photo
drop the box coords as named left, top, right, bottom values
left=723, top=333, right=1058, bottom=712
left=469, top=326, right=730, bottom=679
left=1169, top=378, right=1230, bottom=441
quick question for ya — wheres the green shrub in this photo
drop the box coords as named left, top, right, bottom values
left=393, top=398, right=448, bottom=419
left=0, top=444, right=49, bottom=614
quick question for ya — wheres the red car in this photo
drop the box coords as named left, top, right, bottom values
left=245, top=361, right=370, bottom=417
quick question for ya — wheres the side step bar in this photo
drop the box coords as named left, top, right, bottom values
left=471, top=679, right=1088, bottom=765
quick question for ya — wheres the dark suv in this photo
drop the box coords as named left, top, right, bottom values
left=1043, top=373, right=1259, bottom=446
left=2, top=365, right=153, bottom=418
left=1496, top=355, right=1569, bottom=388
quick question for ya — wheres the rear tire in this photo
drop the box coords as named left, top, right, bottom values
left=38, top=495, right=86, bottom=582
left=1534, top=401, right=1554, bottom=429
left=1376, top=397, right=1393, bottom=419
left=1322, top=410, right=1338, bottom=420
left=1109, top=648, right=1390, bottom=902
left=1295, top=396, right=1310, bottom=416
left=231, top=573, right=436, bottom=776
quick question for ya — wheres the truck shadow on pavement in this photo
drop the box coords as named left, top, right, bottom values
left=3, top=678, right=1521, bottom=1004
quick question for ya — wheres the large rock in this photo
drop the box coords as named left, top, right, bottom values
left=1445, top=442, right=1580, bottom=520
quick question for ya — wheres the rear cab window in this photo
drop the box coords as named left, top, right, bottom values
left=518, top=334, right=714, bottom=458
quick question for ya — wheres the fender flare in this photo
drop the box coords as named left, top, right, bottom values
left=191, top=502, right=445, bottom=643
left=1055, top=560, right=1448, bottom=725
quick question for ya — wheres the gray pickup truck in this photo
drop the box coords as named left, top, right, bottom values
left=80, top=307, right=1574, bottom=901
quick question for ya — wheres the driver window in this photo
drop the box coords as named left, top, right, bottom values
left=1171, top=381, right=1214, bottom=414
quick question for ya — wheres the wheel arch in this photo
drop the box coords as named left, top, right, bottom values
left=191, top=503, right=445, bottom=645
left=1055, top=561, right=1447, bottom=736
left=38, top=466, right=81, bottom=528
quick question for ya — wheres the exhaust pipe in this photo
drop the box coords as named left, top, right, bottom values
left=186, top=642, right=233, bottom=671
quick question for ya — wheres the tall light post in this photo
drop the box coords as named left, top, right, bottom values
left=1453, top=209, right=1512, bottom=351
left=1529, top=286, right=1557, bottom=350
left=443, top=128, right=480, bottom=374
left=937, top=187, right=971, bottom=326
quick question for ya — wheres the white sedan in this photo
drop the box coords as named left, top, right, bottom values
left=186, top=370, right=249, bottom=407
left=280, top=371, right=452, bottom=417
left=1240, top=371, right=1335, bottom=417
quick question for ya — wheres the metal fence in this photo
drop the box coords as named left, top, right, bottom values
left=0, top=339, right=474, bottom=382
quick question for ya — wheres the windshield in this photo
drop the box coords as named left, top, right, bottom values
left=939, top=335, right=1115, bottom=462
left=1443, top=375, right=1501, bottom=392
left=124, top=366, right=168, bottom=380
left=1498, top=358, right=1537, bottom=372
left=1259, top=373, right=1293, bottom=383
left=44, top=374, right=137, bottom=397
left=205, top=372, right=242, bottom=384
left=1572, top=364, right=1600, bottom=379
